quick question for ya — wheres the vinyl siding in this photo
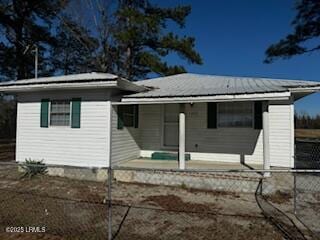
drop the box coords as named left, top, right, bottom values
left=139, top=103, right=264, bottom=165
left=139, top=102, right=293, bottom=167
left=111, top=106, right=140, bottom=164
left=16, top=90, right=112, bottom=168
left=269, top=101, right=294, bottom=167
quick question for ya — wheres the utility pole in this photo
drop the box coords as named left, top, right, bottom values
left=23, top=44, right=38, bottom=78
left=34, top=45, right=38, bottom=79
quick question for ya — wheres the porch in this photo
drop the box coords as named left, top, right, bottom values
left=110, top=100, right=285, bottom=172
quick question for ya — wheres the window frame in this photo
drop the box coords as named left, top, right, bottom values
left=217, top=102, right=255, bottom=129
left=49, top=100, right=72, bottom=127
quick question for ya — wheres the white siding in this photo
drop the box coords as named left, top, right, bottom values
left=139, top=102, right=294, bottom=167
left=139, top=103, right=264, bottom=165
left=16, top=90, right=112, bottom=168
left=111, top=106, right=140, bottom=164
left=269, top=101, right=294, bottom=167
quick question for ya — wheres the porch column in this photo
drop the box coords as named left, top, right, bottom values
left=263, top=101, right=270, bottom=177
left=106, top=101, right=112, bottom=167
left=179, top=104, right=186, bottom=170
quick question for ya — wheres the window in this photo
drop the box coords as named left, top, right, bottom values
left=118, top=105, right=139, bottom=129
left=50, top=100, right=71, bottom=126
left=122, top=105, right=135, bottom=127
left=218, top=102, right=253, bottom=128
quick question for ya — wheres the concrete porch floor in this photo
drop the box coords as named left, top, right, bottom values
left=116, top=158, right=263, bottom=170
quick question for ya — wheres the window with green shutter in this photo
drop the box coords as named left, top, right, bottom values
left=40, top=99, right=49, bottom=128
left=117, top=105, right=138, bottom=129
left=50, top=100, right=71, bottom=126
left=207, top=102, right=217, bottom=128
left=254, top=101, right=263, bottom=129
left=71, top=98, right=81, bottom=128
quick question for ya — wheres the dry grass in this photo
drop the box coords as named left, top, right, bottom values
left=295, top=129, right=320, bottom=139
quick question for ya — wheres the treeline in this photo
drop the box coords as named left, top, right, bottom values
left=0, top=0, right=202, bottom=81
left=0, top=97, right=16, bottom=139
left=295, top=112, right=320, bottom=129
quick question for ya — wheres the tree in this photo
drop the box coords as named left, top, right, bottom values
left=51, top=18, right=98, bottom=75
left=113, top=0, right=202, bottom=80
left=67, top=0, right=202, bottom=80
left=265, top=0, right=320, bottom=63
left=0, top=0, right=67, bottom=80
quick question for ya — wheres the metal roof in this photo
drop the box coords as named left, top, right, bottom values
left=0, top=72, right=147, bottom=93
left=0, top=72, right=118, bottom=86
left=124, top=73, right=320, bottom=98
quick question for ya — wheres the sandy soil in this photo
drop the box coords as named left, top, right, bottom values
left=0, top=165, right=317, bottom=240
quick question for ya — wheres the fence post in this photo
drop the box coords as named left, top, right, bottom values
left=108, top=167, right=112, bottom=240
left=293, top=143, right=297, bottom=215
left=293, top=172, right=297, bottom=215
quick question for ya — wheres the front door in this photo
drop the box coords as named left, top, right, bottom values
left=163, top=104, right=179, bottom=147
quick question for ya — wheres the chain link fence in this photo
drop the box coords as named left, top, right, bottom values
left=294, top=140, right=320, bottom=238
left=0, top=163, right=109, bottom=240
left=0, top=162, right=319, bottom=239
left=295, top=139, right=320, bottom=169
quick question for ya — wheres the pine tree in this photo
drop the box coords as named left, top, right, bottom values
left=113, top=0, right=202, bottom=80
left=0, top=0, right=67, bottom=80
left=51, top=17, right=98, bottom=75
left=265, top=0, right=320, bottom=63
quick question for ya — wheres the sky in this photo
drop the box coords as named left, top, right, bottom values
left=154, top=0, right=320, bottom=116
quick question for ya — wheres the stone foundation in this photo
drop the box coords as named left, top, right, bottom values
left=46, top=166, right=108, bottom=182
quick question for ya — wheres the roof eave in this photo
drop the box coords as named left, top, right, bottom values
left=118, top=91, right=291, bottom=105
left=117, top=78, right=148, bottom=92
left=0, top=81, right=118, bottom=93
left=288, top=86, right=320, bottom=93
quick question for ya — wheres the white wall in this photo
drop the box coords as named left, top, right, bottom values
left=139, top=102, right=294, bottom=167
left=16, top=90, right=112, bottom=168
left=139, top=103, right=264, bottom=165
left=111, top=106, right=140, bottom=164
left=269, top=101, right=294, bottom=167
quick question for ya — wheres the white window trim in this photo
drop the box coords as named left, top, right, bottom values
left=49, top=100, right=72, bottom=128
left=217, top=102, right=255, bottom=129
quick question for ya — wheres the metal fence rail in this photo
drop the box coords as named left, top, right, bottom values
left=0, top=162, right=319, bottom=240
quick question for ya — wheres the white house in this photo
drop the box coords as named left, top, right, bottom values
left=0, top=72, right=319, bottom=175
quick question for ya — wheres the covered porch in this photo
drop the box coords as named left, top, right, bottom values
left=110, top=96, right=284, bottom=173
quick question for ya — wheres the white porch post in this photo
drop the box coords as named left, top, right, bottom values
left=106, top=101, right=112, bottom=167
left=263, top=101, right=270, bottom=177
left=179, top=104, right=186, bottom=170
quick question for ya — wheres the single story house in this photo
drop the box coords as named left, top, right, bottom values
left=0, top=72, right=319, bottom=176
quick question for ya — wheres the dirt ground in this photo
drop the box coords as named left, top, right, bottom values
left=0, top=165, right=318, bottom=240
left=0, top=140, right=15, bottom=162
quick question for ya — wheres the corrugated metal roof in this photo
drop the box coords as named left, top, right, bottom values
left=124, top=73, right=320, bottom=98
left=0, top=72, right=118, bottom=86
left=0, top=72, right=147, bottom=93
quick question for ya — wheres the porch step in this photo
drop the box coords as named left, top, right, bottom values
left=151, top=152, right=191, bottom=161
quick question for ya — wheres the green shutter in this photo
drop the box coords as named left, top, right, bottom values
left=40, top=99, right=49, bottom=128
left=254, top=101, right=263, bottom=129
left=207, top=102, right=217, bottom=128
left=117, top=105, right=124, bottom=129
left=134, top=105, right=139, bottom=128
left=71, top=98, right=81, bottom=128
